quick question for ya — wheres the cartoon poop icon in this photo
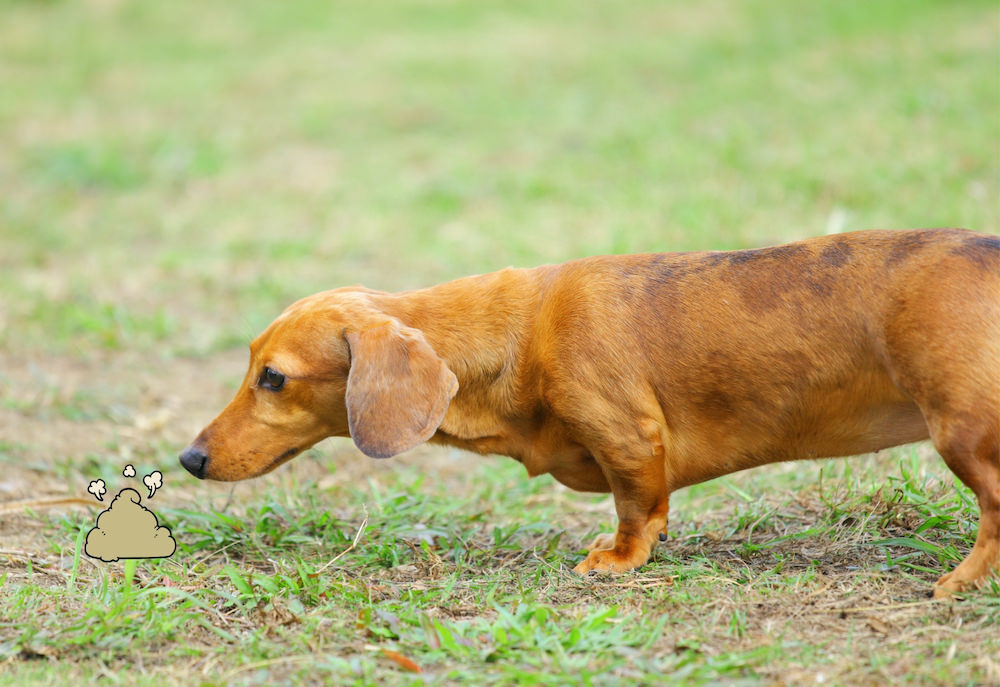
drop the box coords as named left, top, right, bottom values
left=85, top=488, right=176, bottom=562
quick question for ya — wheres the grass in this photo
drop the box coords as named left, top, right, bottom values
left=0, top=0, right=998, bottom=685
left=3, top=453, right=999, bottom=685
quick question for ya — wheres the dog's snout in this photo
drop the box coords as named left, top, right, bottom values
left=179, top=445, right=209, bottom=479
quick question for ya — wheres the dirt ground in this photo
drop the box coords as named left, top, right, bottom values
left=0, top=346, right=481, bottom=555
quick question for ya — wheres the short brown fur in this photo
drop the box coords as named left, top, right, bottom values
left=181, top=229, right=1000, bottom=597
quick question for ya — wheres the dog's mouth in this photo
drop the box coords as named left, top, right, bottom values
left=257, top=447, right=301, bottom=476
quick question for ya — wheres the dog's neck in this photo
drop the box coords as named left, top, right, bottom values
left=370, top=267, right=546, bottom=440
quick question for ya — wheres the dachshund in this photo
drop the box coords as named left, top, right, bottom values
left=180, top=228, right=999, bottom=598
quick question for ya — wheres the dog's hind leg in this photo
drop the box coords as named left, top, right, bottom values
left=883, top=254, right=1000, bottom=597
left=930, top=414, right=1000, bottom=597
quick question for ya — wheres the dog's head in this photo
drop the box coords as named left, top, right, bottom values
left=179, top=289, right=459, bottom=481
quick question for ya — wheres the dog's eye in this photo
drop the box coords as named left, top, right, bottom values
left=259, top=367, right=286, bottom=391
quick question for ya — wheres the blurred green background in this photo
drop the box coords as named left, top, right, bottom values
left=1, top=2, right=999, bottom=684
left=1, top=0, right=996, bottom=359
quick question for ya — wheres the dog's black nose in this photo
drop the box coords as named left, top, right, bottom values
left=179, top=446, right=208, bottom=479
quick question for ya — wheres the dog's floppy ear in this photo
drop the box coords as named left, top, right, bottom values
left=344, top=322, right=458, bottom=458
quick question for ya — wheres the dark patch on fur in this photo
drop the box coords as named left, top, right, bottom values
left=694, top=387, right=737, bottom=420
left=711, top=244, right=810, bottom=267
left=885, top=231, right=934, bottom=267
left=950, top=234, right=1000, bottom=272
left=803, top=274, right=834, bottom=298
left=690, top=350, right=744, bottom=421
left=690, top=348, right=811, bottom=423
left=644, top=253, right=695, bottom=282
left=694, top=245, right=811, bottom=313
left=820, top=240, right=853, bottom=267
left=609, top=255, right=692, bottom=317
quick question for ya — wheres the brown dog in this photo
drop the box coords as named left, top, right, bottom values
left=180, top=229, right=999, bottom=597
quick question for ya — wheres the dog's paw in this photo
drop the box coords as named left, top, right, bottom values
left=932, top=571, right=970, bottom=600
left=572, top=544, right=649, bottom=575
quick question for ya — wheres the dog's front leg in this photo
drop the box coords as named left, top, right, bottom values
left=572, top=458, right=670, bottom=574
